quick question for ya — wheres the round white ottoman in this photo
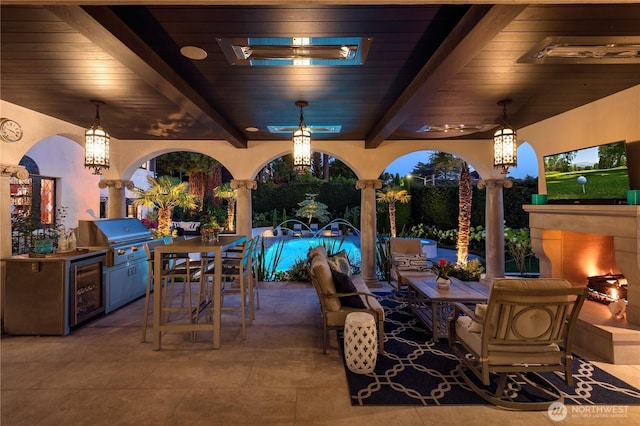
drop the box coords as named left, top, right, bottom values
left=344, top=312, right=378, bottom=374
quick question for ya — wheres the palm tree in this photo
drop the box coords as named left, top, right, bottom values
left=155, top=152, right=222, bottom=206
left=214, top=183, right=237, bottom=232
left=132, top=175, right=198, bottom=237
left=430, top=152, right=473, bottom=266
left=376, top=187, right=411, bottom=238
left=456, top=161, right=473, bottom=266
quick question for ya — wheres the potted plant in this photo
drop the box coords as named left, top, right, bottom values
left=431, top=258, right=455, bottom=289
left=12, top=205, right=68, bottom=256
left=201, top=219, right=222, bottom=242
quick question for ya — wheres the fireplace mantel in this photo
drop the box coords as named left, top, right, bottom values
left=524, top=204, right=640, bottom=326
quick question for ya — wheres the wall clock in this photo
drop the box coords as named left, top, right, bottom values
left=0, top=118, right=23, bottom=142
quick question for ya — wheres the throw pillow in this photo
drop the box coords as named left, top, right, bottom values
left=308, top=246, right=328, bottom=260
left=393, top=252, right=429, bottom=271
left=310, top=256, right=341, bottom=312
left=330, top=268, right=366, bottom=309
left=468, top=303, right=487, bottom=333
left=327, top=250, right=351, bottom=276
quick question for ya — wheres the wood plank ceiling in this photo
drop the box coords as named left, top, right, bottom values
left=1, top=3, right=639, bottom=149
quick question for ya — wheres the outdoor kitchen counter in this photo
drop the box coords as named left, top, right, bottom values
left=3, top=249, right=109, bottom=336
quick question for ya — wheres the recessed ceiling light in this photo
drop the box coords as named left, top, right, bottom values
left=417, top=124, right=493, bottom=133
left=519, top=36, right=640, bottom=64
left=267, top=125, right=342, bottom=134
left=217, top=37, right=372, bottom=66
left=245, top=127, right=259, bottom=132
left=180, top=45, right=208, bottom=60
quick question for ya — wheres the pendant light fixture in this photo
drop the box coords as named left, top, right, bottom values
left=493, top=99, right=517, bottom=174
left=84, top=100, right=110, bottom=175
left=292, top=100, right=311, bottom=172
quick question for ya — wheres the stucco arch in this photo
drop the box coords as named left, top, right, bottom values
left=242, top=143, right=373, bottom=181
left=377, top=146, right=492, bottom=181
left=364, top=139, right=498, bottom=180
left=117, top=146, right=232, bottom=182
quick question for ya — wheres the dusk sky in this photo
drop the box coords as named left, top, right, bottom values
left=384, top=143, right=539, bottom=179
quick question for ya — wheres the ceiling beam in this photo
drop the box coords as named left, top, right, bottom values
left=48, top=5, right=247, bottom=148
left=5, top=1, right=638, bottom=5
left=365, top=4, right=527, bottom=149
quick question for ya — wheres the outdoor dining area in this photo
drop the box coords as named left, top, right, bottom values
left=140, top=234, right=257, bottom=350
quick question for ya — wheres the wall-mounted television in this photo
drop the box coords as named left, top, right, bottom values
left=543, top=140, right=637, bottom=205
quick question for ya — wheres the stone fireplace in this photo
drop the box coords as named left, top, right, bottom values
left=524, top=205, right=640, bottom=364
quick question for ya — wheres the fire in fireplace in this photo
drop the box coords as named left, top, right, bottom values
left=587, top=273, right=628, bottom=305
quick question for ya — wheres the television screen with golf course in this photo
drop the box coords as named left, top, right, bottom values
left=543, top=141, right=630, bottom=204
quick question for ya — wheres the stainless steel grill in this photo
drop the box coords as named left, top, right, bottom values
left=77, top=218, right=163, bottom=313
left=77, top=218, right=151, bottom=264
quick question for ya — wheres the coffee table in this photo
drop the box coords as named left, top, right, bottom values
left=406, top=276, right=489, bottom=341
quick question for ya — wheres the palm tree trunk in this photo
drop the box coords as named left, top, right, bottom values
left=227, top=199, right=236, bottom=232
left=389, top=202, right=397, bottom=238
left=209, top=166, right=222, bottom=205
left=456, top=162, right=473, bottom=265
left=189, top=171, right=207, bottom=206
left=323, top=153, right=330, bottom=181
left=157, top=207, right=173, bottom=237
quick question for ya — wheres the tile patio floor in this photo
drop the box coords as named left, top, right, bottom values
left=2, top=281, right=639, bottom=425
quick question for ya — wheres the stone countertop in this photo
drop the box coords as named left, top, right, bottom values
left=3, top=248, right=108, bottom=262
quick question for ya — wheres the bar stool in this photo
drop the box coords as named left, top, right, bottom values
left=344, top=312, right=378, bottom=374
left=201, top=239, right=253, bottom=339
left=222, top=236, right=259, bottom=320
left=249, top=236, right=261, bottom=317
left=141, top=240, right=167, bottom=343
left=141, top=240, right=166, bottom=343
left=158, top=250, right=202, bottom=334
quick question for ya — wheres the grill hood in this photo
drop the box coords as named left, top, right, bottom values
left=77, top=218, right=151, bottom=247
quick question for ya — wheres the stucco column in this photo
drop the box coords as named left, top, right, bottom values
left=98, top=180, right=133, bottom=219
left=356, top=179, right=382, bottom=288
left=0, top=164, right=30, bottom=327
left=0, top=164, right=29, bottom=258
left=230, top=179, right=256, bottom=238
left=477, top=178, right=512, bottom=283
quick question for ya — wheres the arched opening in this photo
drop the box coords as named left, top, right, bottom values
left=507, top=141, right=539, bottom=180
left=10, top=135, right=99, bottom=255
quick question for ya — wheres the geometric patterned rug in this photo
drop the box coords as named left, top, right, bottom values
left=341, top=293, right=640, bottom=406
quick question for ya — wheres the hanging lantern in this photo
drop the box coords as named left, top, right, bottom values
left=493, top=99, right=517, bottom=174
left=292, top=100, right=311, bottom=171
left=85, top=100, right=110, bottom=175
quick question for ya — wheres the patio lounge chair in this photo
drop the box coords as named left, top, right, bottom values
left=389, top=238, right=433, bottom=293
left=448, top=278, right=587, bottom=410
left=307, top=246, right=385, bottom=354
left=292, top=223, right=303, bottom=237
left=330, top=222, right=341, bottom=237
left=310, top=223, right=319, bottom=235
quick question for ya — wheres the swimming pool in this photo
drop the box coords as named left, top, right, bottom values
left=264, top=237, right=361, bottom=272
